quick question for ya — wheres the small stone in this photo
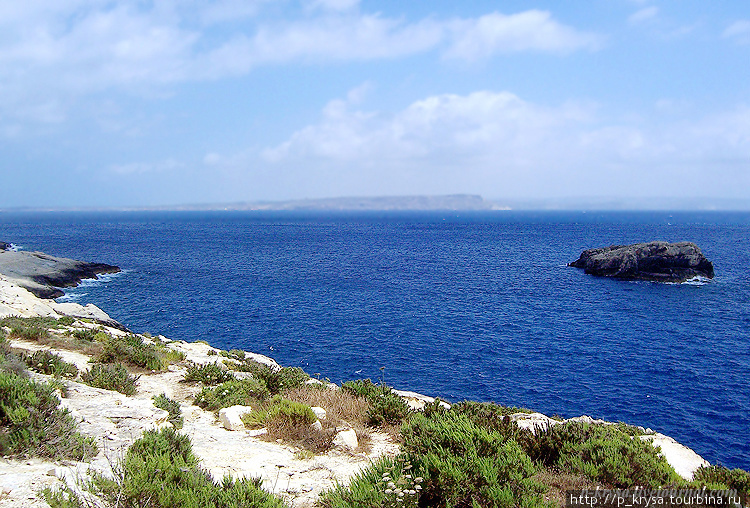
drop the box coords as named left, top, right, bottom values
left=218, top=405, right=253, bottom=431
left=332, top=428, right=358, bottom=451
left=310, top=406, right=326, bottom=420
left=310, top=420, right=323, bottom=432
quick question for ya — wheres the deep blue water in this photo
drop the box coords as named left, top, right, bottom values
left=1, top=210, right=748, bottom=470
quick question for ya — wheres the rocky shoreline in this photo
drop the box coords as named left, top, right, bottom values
left=0, top=243, right=120, bottom=300
left=0, top=247, right=725, bottom=507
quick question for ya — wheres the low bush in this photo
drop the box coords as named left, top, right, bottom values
left=220, top=349, right=246, bottom=361
left=233, top=360, right=309, bottom=394
left=341, top=379, right=410, bottom=426
left=250, top=397, right=332, bottom=452
left=184, top=362, right=235, bottom=385
left=401, top=411, right=546, bottom=507
left=22, top=350, right=78, bottom=378
left=341, top=378, right=380, bottom=399
left=0, top=370, right=97, bottom=460
left=284, top=385, right=371, bottom=429
left=319, top=455, right=417, bottom=508
left=193, top=378, right=269, bottom=412
left=94, top=333, right=165, bottom=371
left=69, top=327, right=98, bottom=342
left=0, top=340, right=27, bottom=378
left=693, top=465, right=750, bottom=503
left=153, top=393, right=183, bottom=429
left=92, top=427, right=286, bottom=508
left=366, top=388, right=411, bottom=426
left=266, top=398, right=317, bottom=426
left=7, top=323, right=50, bottom=342
left=40, top=486, right=85, bottom=508
left=533, top=423, right=681, bottom=488
left=1, top=316, right=62, bottom=332
left=81, top=362, right=139, bottom=396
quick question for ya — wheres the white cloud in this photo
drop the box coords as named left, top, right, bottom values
left=110, top=158, right=184, bottom=175
left=263, top=89, right=597, bottom=166
left=0, top=3, right=600, bottom=130
left=445, top=10, right=601, bottom=59
left=305, top=0, right=360, bottom=12
left=628, top=6, right=659, bottom=25
left=261, top=90, right=750, bottom=199
left=723, top=20, right=750, bottom=45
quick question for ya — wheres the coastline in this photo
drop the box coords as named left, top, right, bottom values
left=0, top=252, right=721, bottom=507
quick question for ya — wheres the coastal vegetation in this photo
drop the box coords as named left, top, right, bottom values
left=2, top=315, right=749, bottom=508
left=0, top=335, right=97, bottom=461
left=45, top=427, right=286, bottom=508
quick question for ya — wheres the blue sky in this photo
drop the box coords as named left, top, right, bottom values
left=1, top=0, right=749, bottom=208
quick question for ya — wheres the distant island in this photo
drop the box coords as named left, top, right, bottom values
left=4, top=194, right=750, bottom=213
left=142, top=194, right=511, bottom=212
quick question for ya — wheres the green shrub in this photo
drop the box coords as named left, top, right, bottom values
left=93, top=428, right=285, bottom=508
left=0, top=343, right=28, bottom=378
left=234, top=360, right=309, bottom=394
left=8, top=324, right=50, bottom=342
left=266, top=398, right=317, bottom=426
left=342, top=379, right=410, bottom=426
left=401, top=411, right=545, bottom=507
left=81, top=363, right=138, bottom=396
left=41, top=486, right=85, bottom=508
left=95, top=334, right=165, bottom=371
left=23, top=350, right=78, bottom=378
left=69, top=328, right=98, bottom=342
left=184, top=362, right=235, bottom=385
left=242, top=396, right=331, bottom=452
left=342, top=378, right=380, bottom=399
left=0, top=371, right=97, bottom=460
left=57, top=316, right=76, bottom=326
left=220, top=349, right=246, bottom=361
left=153, top=393, right=184, bottom=429
left=319, top=455, right=420, bottom=508
left=693, top=465, right=750, bottom=503
left=555, top=424, right=681, bottom=488
left=193, top=378, right=270, bottom=412
left=1, top=316, right=62, bottom=331
left=366, top=387, right=411, bottom=426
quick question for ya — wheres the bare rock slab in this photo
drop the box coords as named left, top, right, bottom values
left=0, top=249, right=120, bottom=299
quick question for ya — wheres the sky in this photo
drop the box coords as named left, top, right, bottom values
left=1, top=0, right=749, bottom=209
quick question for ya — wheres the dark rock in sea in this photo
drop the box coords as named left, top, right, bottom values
left=0, top=241, right=10, bottom=251
left=569, top=241, right=714, bottom=283
left=0, top=249, right=121, bottom=299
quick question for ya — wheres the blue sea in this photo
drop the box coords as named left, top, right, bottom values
left=1, top=210, right=748, bottom=470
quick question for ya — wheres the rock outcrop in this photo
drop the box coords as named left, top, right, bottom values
left=0, top=247, right=120, bottom=299
left=0, top=274, right=125, bottom=330
left=569, top=241, right=714, bottom=282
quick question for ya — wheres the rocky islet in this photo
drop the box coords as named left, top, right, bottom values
left=569, top=241, right=714, bottom=282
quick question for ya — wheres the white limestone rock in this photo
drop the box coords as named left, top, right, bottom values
left=219, top=405, right=254, bottom=431
left=311, top=406, right=327, bottom=421
left=641, top=433, right=710, bottom=480
left=392, top=389, right=451, bottom=411
left=333, top=428, right=359, bottom=452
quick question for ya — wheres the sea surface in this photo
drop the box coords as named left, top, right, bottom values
left=1, top=210, right=748, bottom=470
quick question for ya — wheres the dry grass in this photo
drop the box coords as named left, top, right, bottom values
left=5, top=323, right=104, bottom=357
left=264, top=418, right=336, bottom=453
left=533, top=468, right=601, bottom=506
left=281, top=385, right=374, bottom=453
